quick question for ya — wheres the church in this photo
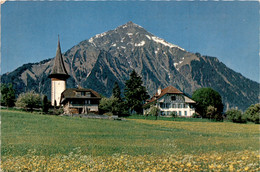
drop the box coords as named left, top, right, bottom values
left=48, top=37, right=101, bottom=114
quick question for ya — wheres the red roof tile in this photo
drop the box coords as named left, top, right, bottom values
left=144, top=86, right=183, bottom=106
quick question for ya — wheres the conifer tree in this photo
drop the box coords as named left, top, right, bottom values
left=124, top=70, right=149, bottom=114
left=42, top=95, right=49, bottom=114
left=112, top=82, right=121, bottom=101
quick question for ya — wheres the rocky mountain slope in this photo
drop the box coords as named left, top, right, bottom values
left=1, top=21, right=259, bottom=111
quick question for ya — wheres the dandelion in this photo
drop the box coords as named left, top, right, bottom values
left=244, top=166, right=249, bottom=171
left=209, top=164, right=214, bottom=169
left=186, top=162, right=192, bottom=167
left=229, top=164, right=234, bottom=171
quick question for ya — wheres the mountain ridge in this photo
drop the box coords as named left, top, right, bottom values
left=1, top=22, right=259, bottom=111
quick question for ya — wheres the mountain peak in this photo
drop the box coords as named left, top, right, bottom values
left=118, top=21, right=144, bottom=30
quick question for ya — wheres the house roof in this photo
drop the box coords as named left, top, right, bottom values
left=60, top=88, right=101, bottom=105
left=144, top=86, right=195, bottom=107
left=49, top=36, right=70, bottom=79
left=153, top=85, right=183, bottom=100
left=61, top=88, right=101, bottom=99
left=184, top=96, right=196, bottom=104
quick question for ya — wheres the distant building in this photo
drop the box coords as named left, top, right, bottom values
left=48, top=36, right=70, bottom=106
left=144, top=86, right=196, bottom=117
left=48, top=37, right=101, bottom=114
left=60, top=88, right=101, bottom=114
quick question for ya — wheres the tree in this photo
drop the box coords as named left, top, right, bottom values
left=206, top=105, right=217, bottom=120
left=1, top=83, right=15, bottom=107
left=226, top=109, right=247, bottom=123
left=124, top=70, right=149, bottom=114
left=206, top=105, right=223, bottom=121
left=42, top=95, right=50, bottom=114
left=112, top=82, right=125, bottom=116
left=112, top=82, right=121, bottom=101
left=150, top=106, right=160, bottom=120
left=99, top=97, right=114, bottom=114
left=15, top=91, right=42, bottom=112
left=192, top=88, right=224, bottom=119
left=245, top=104, right=260, bottom=124
left=99, top=96, right=128, bottom=116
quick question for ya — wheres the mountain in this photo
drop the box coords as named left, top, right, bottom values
left=1, top=21, right=259, bottom=111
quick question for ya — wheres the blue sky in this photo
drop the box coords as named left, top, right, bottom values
left=1, top=1, right=259, bottom=82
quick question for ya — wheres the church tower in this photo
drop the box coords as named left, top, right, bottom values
left=48, top=36, right=70, bottom=106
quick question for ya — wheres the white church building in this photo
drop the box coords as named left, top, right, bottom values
left=48, top=37, right=101, bottom=114
left=48, top=36, right=70, bottom=106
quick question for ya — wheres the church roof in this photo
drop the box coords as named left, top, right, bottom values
left=49, top=36, right=69, bottom=79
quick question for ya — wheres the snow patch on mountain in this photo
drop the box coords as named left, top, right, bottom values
left=151, top=36, right=185, bottom=51
left=89, top=37, right=94, bottom=43
left=135, top=41, right=145, bottom=47
left=95, top=32, right=107, bottom=39
left=174, top=57, right=185, bottom=71
left=146, top=35, right=151, bottom=40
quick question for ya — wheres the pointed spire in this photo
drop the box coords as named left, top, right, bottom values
left=49, top=36, right=70, bottom=79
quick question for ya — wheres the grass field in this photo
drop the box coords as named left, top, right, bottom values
left=1, top=109, right=259, bottom=171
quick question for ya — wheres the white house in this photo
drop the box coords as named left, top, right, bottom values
left=144, top=86, right=196, bottom=117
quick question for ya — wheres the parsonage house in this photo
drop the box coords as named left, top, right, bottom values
left=60, top=88, right=101, bottom=114
left=49, top=37, right=101, bottom=114
left=144, top=86, right=196, bottom=117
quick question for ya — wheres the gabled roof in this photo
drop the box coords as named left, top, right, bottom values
left=60, top=88, right=101, bottom=105
left=61, top=88, right=101, bottom=99
left=49, top=36, right=69, bottom=79
left=184, top=96, right=196, bottom=104
left=144, top=86, right=195, bottom=107
left=158, top=85, right=183, bottom=97
left=152, top=86, right=183, bottom=101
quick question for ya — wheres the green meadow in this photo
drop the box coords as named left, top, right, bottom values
left=1, top=109, right=259, bottom=171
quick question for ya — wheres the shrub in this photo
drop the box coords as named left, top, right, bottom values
left=15, top=91, right=42, bottom=112
left=99, top=97, right=114, bottom=114
left=192, top=112, right=201, bottom=118
left=99, top=96, right=128, bottom=117
left=49, top=107, right=64, bottom=115
left=206, top=106, right=223, bottom=121
left=149, top=106, right=160, bottom=120
left=226, top=109, right=247, bottom=123
left=170, top=111, right=177, bottom=118
left=104, top=112, right=113, bottom=116
left=245, top=104, right=260, bottom=124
